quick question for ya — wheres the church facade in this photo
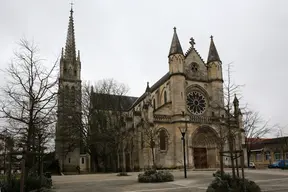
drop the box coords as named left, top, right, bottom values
left=55, top=8, right=246, bottom=172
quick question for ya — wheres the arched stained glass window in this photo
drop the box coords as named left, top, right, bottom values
left=159, top=129, right=168, bottom=150
left=164, top=91, right=167, bottom=104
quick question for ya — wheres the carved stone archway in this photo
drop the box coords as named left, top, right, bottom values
left=192, top=126, right=219, bottom=168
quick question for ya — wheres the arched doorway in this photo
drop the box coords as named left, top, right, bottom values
left=192, top=126, right=218, bottom=169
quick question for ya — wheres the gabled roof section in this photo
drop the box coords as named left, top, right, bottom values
left=262, top=137, right=288, bottom=145
left=184, top=37, right=206, bottom=64
left=168, top=27, right=184, bottom=57
left=91, top=93, right=138, bottom=111
left=130, top=72, right=170, bottom=110
left=207, top=35, right=221, bottom=63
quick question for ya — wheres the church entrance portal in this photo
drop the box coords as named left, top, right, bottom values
left=192, top=126, right=218, bottom=169
left=193, top=148, right=208, bottom=168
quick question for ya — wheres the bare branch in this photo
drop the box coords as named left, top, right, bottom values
left=0, top=38, right=58, bottom=172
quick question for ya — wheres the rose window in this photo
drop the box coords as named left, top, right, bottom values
left=187, top=91, right=207, bottom=115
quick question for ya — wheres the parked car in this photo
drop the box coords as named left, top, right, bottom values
left=249, top=162, right=256, bottom=169
left=268, top=160, right=288, bottom=168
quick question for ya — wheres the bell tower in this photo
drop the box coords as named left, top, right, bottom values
left=168, top=27, right=186, bottom=117
left=207, top=36, right=224, bottom=108
left=55, top=6, right=82, bottom=172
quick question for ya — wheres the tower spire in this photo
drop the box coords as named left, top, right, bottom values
left=207, top=35, right=221, bottom=64
left=64, top=5, right=76, bottom=62
left=168, top=27, right=183, bottom=57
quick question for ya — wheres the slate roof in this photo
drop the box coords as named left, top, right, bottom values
left=129, top=72, right=170, bottom=110
left=262, top=137, right=288, bottom=145
left=91, top=93, right=138, bottom=111
left=207, top=36, right=221, bottom=63
left=168, top=27, right=183, bottom=57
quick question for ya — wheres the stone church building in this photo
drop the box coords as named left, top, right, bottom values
left=55, top=8, right=246, bottom=172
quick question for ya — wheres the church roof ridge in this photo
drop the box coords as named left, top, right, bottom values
left=185, top=47, right=206, bottom=64
left=129, top=72, right=170, bottom=110
left=184, top=37, right=206, bottom=64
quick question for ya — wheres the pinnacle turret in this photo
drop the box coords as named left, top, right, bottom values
left=168, top=27, right=183, bottom=57
left=207, top=36, right=221, bottom=64
left=145, top=82, right=150, bottom=93
left=233, top=94, right=239, bottom=106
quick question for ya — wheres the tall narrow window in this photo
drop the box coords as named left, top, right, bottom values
left=64, top=86, right=69, bottom=108
left=164, top=91, right=167, bottom=104
left=159, top=129, right=167, bottom=150
left=141, top=132, right=144, bottom=149
left=71, top=86, right=76, bottom=106
left=153, top=99, right=156, bottom=110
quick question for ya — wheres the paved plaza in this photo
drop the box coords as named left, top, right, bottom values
left=52, top=169, right=288, bottom=192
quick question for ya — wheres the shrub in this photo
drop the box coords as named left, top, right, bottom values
left=138, top=169, right=174, bottom=183
left=117, top=172, right=129, bottom=176
left=206, top=171, right=261, bottom=192
left=0, top=175, right=52, bottom=192
left=0, top=175, right=21, bottom=192
left=133, top=166, right=140, bottom=172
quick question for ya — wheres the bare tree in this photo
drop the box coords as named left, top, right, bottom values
left=62, top=78, right=131, bottom=172
left=0, top=38, right=58, bottom=178
left=138, top=119, right=171, bottom=170
left=243, top=109, right=277, bottom=166
left=212, top=63, right=244, bottom=179
left=0, top=129, right=15, bottom=174
left=89, top=78, right=130, bottom=172
left=135, top=89, right=171, bottom=170
left=276, top=127, right=288, bottom=166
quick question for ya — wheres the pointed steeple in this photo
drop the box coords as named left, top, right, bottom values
left=64, top=6, right=77, bottom=62
left=207, top=35, right=221, bottom=64
left=168, top=27, right=183, bottom=57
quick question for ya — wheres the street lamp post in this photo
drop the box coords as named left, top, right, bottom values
left=179, top=111, right=188, bottom=178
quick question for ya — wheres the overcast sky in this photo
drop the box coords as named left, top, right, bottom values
left=0, top=0, right=287, bottom=135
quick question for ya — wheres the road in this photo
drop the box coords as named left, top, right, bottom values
left=52, top=169, right=288, bottom=192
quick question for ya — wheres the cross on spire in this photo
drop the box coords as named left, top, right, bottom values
left=189, top=37, right=195, bottom=47
left=173, top=27, right=177, bottom=32
left=70, top=1, right=74, bottom=12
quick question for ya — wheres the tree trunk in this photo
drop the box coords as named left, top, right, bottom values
left=247, top=150, right=251, bottom=167
left=235, top=153, right=239, bottom=177
left=228, top=136, right=236, bottom=179
left=3, top=144, right=6, bottom=174
left=219, top=149, right=224, bottom=178
left=151, top=147, right=156, bottom=170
